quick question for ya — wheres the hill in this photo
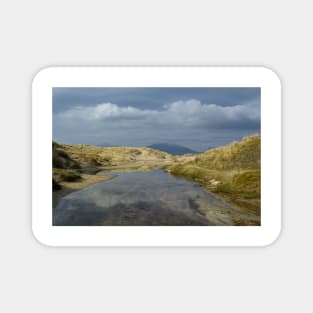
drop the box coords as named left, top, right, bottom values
left=59, top=144, right=173, bottom=165
left=52, top=142, right=175, bottom=207
left=96, top=142, right=117, bottom=147
left=147, top=143, right=198, bottom=155
left=166, top=135, right=261, bottom=216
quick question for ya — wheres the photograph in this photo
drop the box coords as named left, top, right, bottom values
left=52, top=87, right=261, bottom=226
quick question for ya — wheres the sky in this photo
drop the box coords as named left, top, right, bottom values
left=53, top=87, right=260, bottom=152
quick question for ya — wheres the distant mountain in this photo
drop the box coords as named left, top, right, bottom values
left=147, top=143, right=198, bottom=155
left=96, top=142, right=117, bottom=147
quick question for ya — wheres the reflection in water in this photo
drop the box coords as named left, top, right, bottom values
left=53, top=169, right=237, bottom=226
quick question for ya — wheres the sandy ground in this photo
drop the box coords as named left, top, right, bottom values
left=101, top=160, right=173, bottom=172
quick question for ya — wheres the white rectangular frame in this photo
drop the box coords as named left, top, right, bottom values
left=32, top=67, right=281, bottom=247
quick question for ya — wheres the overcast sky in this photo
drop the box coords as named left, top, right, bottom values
left=53, top=87, right=260, bottom=151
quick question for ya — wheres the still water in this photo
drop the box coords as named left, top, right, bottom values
left=53, top=169, right=237, bottom=226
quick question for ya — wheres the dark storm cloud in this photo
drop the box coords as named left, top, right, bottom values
left=53, top=88, right=260, bottom=151
left=53, top=87, right=260, bottom=112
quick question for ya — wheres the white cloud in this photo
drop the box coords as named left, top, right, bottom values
left=60, top=103, right=152, bottom=120
left=56, top=99, right=260, bottom=129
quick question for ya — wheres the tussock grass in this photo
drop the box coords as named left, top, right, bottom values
left=52, top=142, right=173, bottom=194
left=58, top=144, right=171, bottom=166
left=195, top=135, right=260, bottom=170
left=167, top=135, right=261, bottom=212
left=217, top=170, right=260, bottom=198
left=53, top=168, right=82, bottom=183
left=53, top=142, right=81, bottom=169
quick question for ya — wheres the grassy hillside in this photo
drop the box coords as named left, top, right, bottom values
left=166, top=135, right=261, bottom=215
left=53, top=142, right=83, bottom=190
left=195, top=135, right=260, bottom=170
left=58, top=143, right=172, bottom=166
left=53, top=142, right=81, bottom=169
left=52, top=142, right=174, bottom=200
left=52, top=142, right=117, bottom=207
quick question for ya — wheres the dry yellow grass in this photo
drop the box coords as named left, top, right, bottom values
left=166, top=135, right=261, bottom=213
left=59, top=144, right=173, bottom=166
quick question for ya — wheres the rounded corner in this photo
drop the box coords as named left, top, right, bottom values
left=32, top=66, right=55, bottom=88
left=259, top=66, right=282, bottom=88
left=260, top=224, right=282, bottom=247
left=31, top=225, right=54, bottom=248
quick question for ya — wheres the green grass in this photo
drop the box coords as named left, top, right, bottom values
left=215, top=170, right=260, bottom=212
left=53, top=168, right=82, bottom=183
left=168, top=164, right=210, bottom=181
